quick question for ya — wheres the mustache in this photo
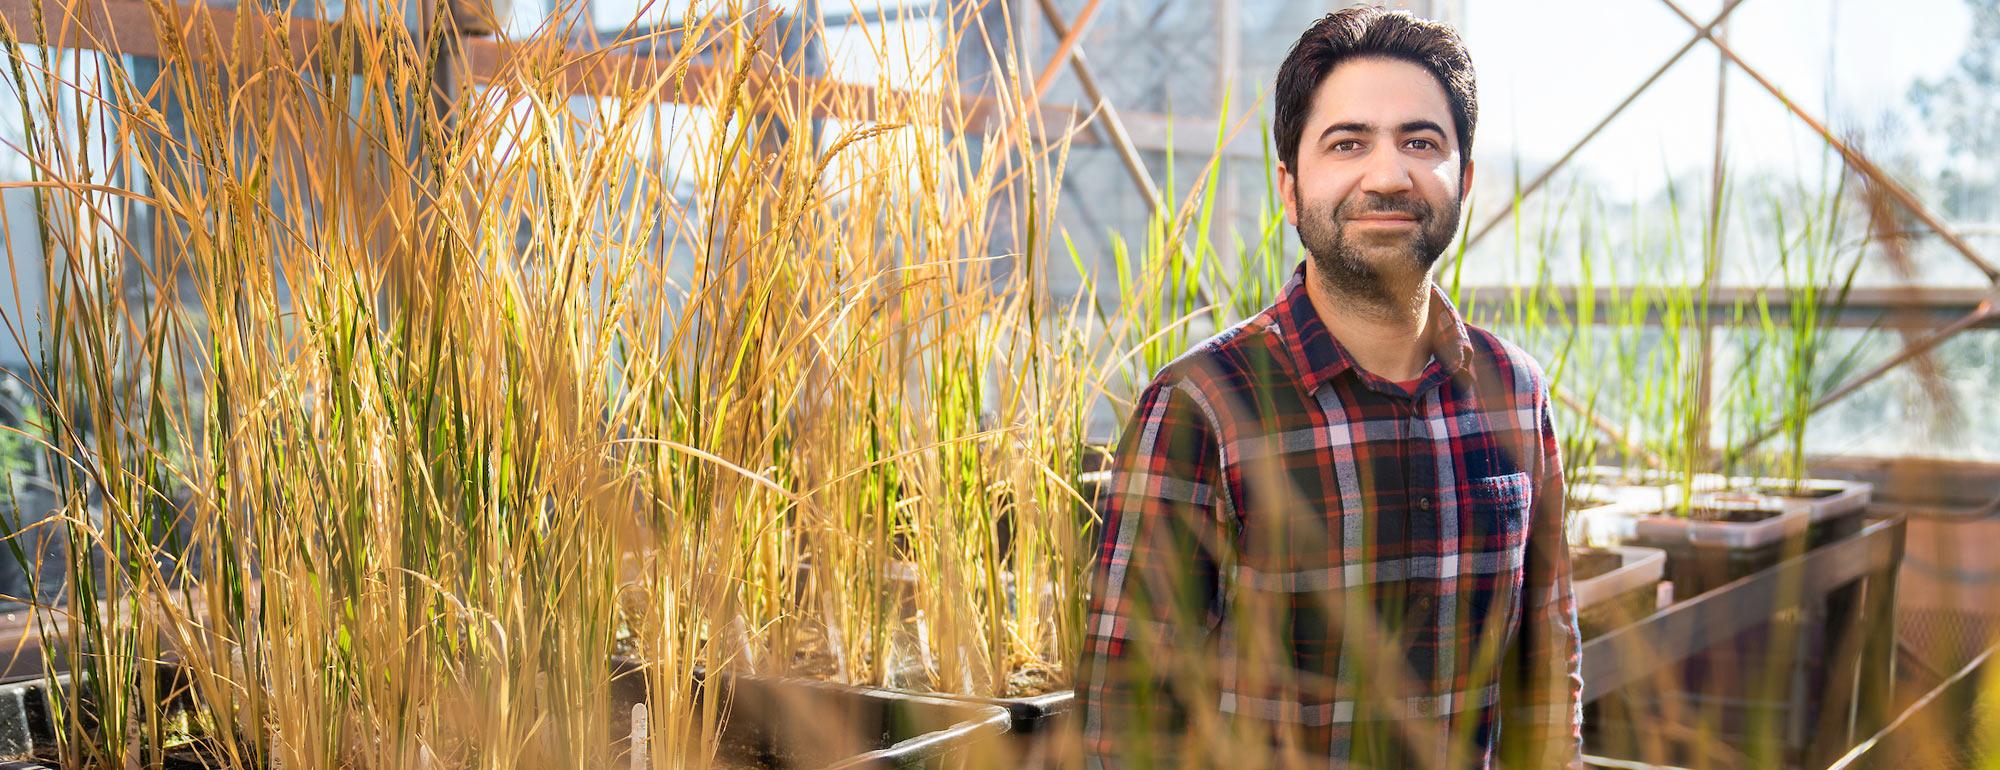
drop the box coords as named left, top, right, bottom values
left=1335, top=193, right=1432, bottom=220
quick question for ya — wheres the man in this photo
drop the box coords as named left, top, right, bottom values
left=1076, top=7, right=1582, bottom=769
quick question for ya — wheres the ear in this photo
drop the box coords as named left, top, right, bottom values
left=1459, top=157, right=1476, bottom=201
left=1278, top=160, right=1299, bottom=228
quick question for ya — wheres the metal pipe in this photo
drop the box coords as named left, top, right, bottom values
left=1447, top=0, right=1752, bottom=263
left=1030, top=0, right=1161, bottom=212
left=1030, top=0, right=1100, bottom=102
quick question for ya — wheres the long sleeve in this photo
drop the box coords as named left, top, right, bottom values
left=1498, top=388, right=1585, bottom=769
left=1076, top=378, right=1228, bottom=769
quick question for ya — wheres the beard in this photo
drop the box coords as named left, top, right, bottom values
left=1294, top=183, right=1461, bottom=307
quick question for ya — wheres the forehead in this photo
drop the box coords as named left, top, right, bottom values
left=1305, top=56, right=1455, bottom=139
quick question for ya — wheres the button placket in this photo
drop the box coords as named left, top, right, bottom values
left=1405, top=406, right=1436, bottom=518
left=1406, top=396, right=1439, bottom=638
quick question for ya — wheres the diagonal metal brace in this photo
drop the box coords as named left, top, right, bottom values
left=1657, top=0, right=2000, bottom=285
left=1447, top=0, right=1752, bottom=263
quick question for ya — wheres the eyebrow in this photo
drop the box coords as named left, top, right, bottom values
left=1316, top=119, right=1451, bottom=144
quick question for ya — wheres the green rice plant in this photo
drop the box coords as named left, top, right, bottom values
left=1657, top=170, right=1726, bottom=513
left=1495, top=184, right=1613, bottom=511
left=1473, top=163, right=1748, bottom=516
left=1212, top=116, right=1297, bottom=324
left=1713, top=168, right=1873, bottom=492
left=1452, top=169, right=1636, bottom=516
left=1081, top=102, right=1240, bottom=409
left=1524, top=168, right=1719, bottom=515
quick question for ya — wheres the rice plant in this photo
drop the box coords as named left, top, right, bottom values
left=1713, top=167, right=1873, bottom=492
left=0, top=0, right=1109, bottom=766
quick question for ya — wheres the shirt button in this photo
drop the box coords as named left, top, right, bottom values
left=1416, top=497, right=1435, bottom=512
left=1413, top=596, right=1433, bottom=615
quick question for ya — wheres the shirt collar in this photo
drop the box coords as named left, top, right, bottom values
left=1270, top=260, right=1475, bottom=397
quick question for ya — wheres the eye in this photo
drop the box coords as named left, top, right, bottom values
left=1331, top=139, right=1362, bottom=153
left=1406, top=138, right=1439, bottom=151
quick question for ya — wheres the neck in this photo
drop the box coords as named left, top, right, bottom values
left=1305, top=266, right=1435, bottom=382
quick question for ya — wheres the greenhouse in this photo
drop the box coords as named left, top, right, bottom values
left=0, top=0, right=1992, bottom=767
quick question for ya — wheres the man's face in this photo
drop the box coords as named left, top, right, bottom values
left=1278, top=56, right=1473, bottom=301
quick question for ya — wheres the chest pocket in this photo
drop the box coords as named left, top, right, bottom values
left=1466, top=471, right=1531, bottom=561
left=1460, top=470, right=1532, bottom=636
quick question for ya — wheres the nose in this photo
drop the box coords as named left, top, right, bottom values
left=1359, top=142, right=1414, bottom=197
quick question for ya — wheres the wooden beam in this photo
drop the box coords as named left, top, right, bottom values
left=818, top=0, right=940, bottom=28
left=0, top=0, right=1105, bottom=147
left=1692, top=17, right=1730, bottom=464
left=1117, top=111, right=1262, bottom=160
left=459, top=33, right=1100, bottom=143
left=0, top=605, right=52, bottom=681
left=0, top=0, right=340, bottom=67
left=1454, top=285, right=2000, bottom=330
left=1809, top=455, right=2000, bottom=512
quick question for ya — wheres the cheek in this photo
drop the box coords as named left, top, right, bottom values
left=1422, top=153, right=1461, bottom=197
left=1303, top=174, right=1358, bottom=215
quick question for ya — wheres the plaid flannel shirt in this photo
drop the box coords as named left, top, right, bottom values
left=1078, top=262, right=1583, bottom=769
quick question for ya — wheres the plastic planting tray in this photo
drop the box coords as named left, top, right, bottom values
left=1572, top=545, right=1666, bottom=611
left=1572, top=466, right=1729, bottom=512
left=1704, top=476, right=1871, bottom=524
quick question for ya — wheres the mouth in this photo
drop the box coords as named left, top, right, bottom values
left=1345, top=214, right=1419, bottom=228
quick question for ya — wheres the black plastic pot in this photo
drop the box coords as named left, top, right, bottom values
left=916, top=690, right=1074, bottom=769
left=1624, top=481, right=1870, bottom=590
left=1605, top=500, right=1859, bottom=597
left=1635, top=537, right=1800, bottom=749
left=0, top=668, right=213, bottom=770
left=1589, top=479, right=1873, bottom=598
left=1589, top=496, right=1879, bottom=766
left=0, top=660, right=1010, bottom=770
left=610, top=658, right=1012, bottom=770
left=0, top=673, right=58, bottom=762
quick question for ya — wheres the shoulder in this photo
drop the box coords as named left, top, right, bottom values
left=1462, top=323, right=1551, bottom=408
left=1459, top=324, right=1562, bottom=480
left=1144, top=311, right=1294, bottom=417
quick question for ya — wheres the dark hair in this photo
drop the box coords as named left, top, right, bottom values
left=1272, top=7, right=1477, bottom=175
